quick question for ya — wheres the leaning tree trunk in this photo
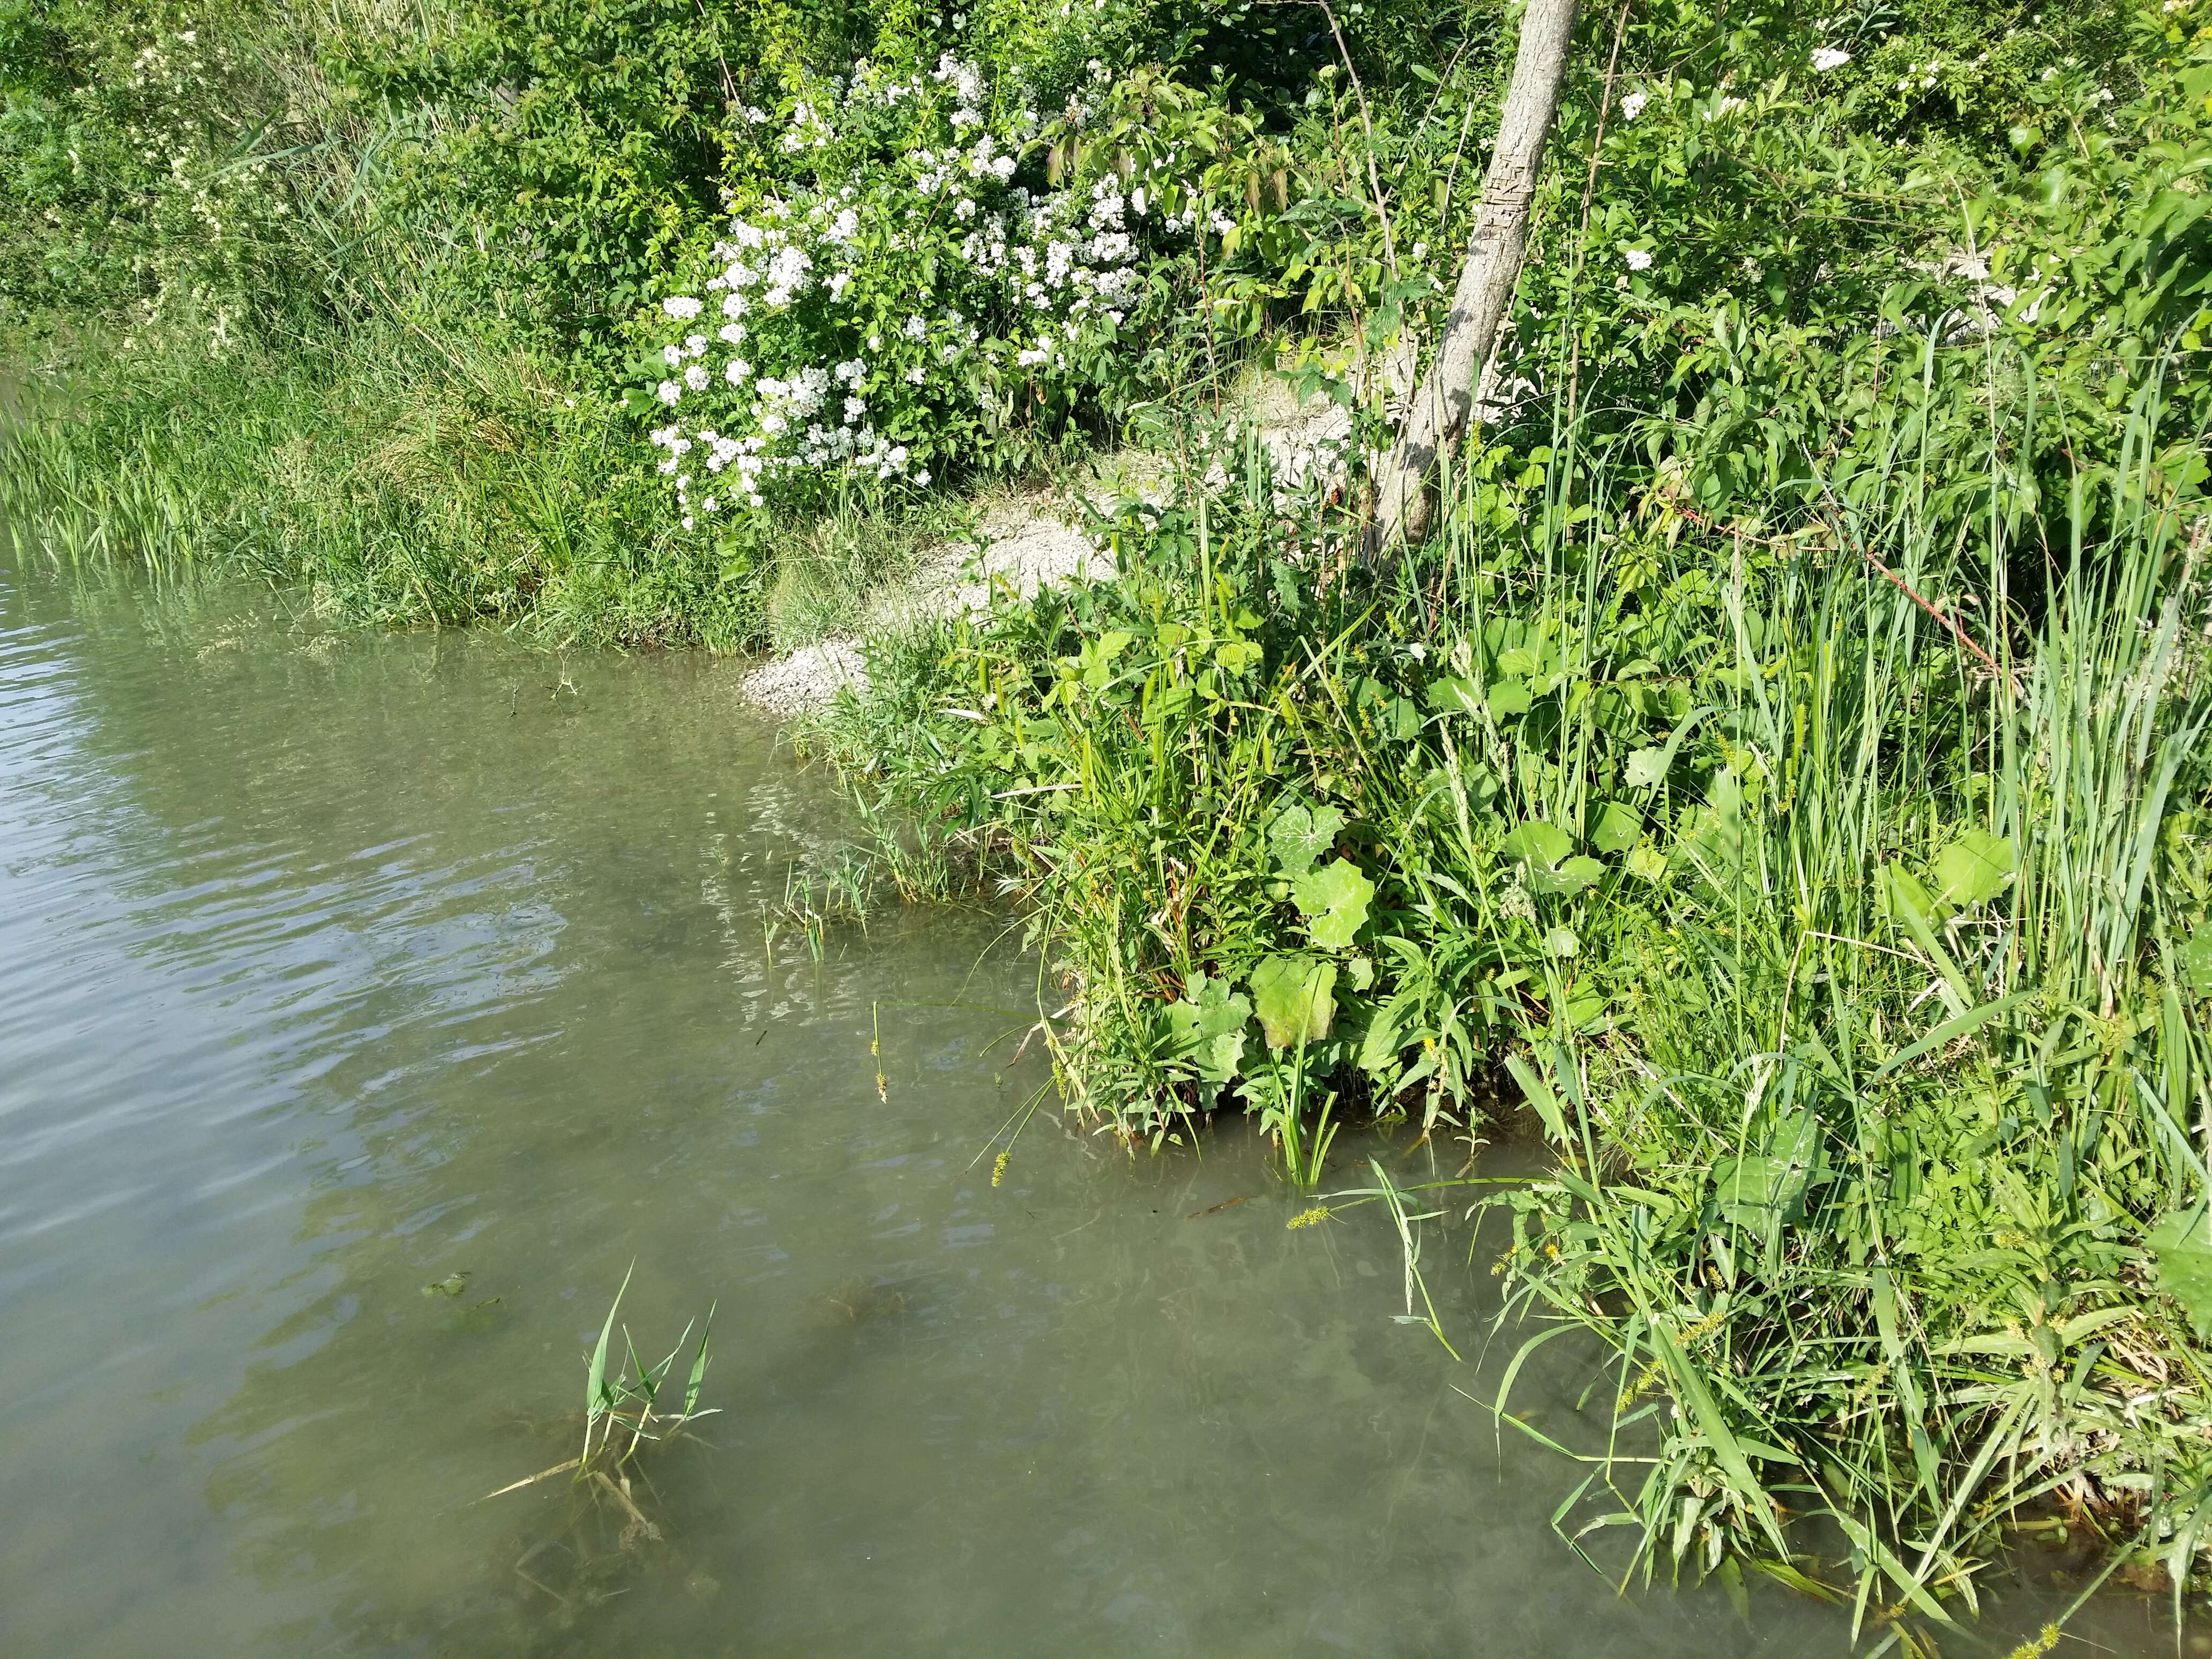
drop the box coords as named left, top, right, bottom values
left=1370, top=0, right=1579, bottom=556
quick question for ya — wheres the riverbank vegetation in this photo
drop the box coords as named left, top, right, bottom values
left=7, top=0, right=2211, bottom=1638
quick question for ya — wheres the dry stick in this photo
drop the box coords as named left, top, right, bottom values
left=1563, top=0, right=1633, bottom=440
left=1802, top=449, right=2012, bottom=696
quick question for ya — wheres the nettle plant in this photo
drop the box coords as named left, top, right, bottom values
left=637, top=51, right=1205, bottom=531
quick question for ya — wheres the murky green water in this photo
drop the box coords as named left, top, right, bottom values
left=0, top=562, right=2150, bottom=1657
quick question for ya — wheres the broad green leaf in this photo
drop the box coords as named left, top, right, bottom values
left=2181, top=928, right=2212, bottom=997
left=2149, top=1207, right=2212, bottom=1339
left=1487, top=678, right=1532, bottom=717
left=1500, top=820, right=1573, bottom=867
left=1266, top=802, right=1347, bottom=874
left=1214, top=638, right=1262, bottom=674
left=1249, top=954, right=1337, bottom=1049
left=1624, top=746, right=1668, bottom=790
left=1501, top=821, right=1600, bottom=896
left=1711, top=1111, right=1819, bottom=1226
left=1589, top=800, right=1642, bottom=855
left=1626, top=842, right=1669, bottom=883
left=1929, top=829, right=2015, bottom=911
left=1291, top=857, right=1374, bottom=950
left=1426, top=676, right=1485, bottom=717
left=1163, top=973, right=1252, bottom=1083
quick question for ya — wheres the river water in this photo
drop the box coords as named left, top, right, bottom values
left=0, top=561, right=2137, bottom=1657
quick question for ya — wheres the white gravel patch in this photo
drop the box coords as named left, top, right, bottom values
left=740, top=636, right=869, bottom=717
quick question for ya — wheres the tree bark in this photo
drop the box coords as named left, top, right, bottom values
left=1369, top=0, right=1579, bottom=557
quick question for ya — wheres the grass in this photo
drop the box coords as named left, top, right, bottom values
left=815, top=343, right=2212, bottom=1632
left=484, top=1267, right=718, bottom=1551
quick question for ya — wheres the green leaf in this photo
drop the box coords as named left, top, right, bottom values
left=587, top=1261, right=634, bottom=1430
left=1267, top=802, right=1347, bottom=875
left=1500, top=820, right=1573, bottom=866
left=1163, top=973, right=1253, bottom=1083
left=1711, top=1112, right=1819, bottom=1226
left=1487, top=678, right=1532, bottom=717
left=682, top=1302, right=715, bottom=1419
left=1291, top=857, right=1375, bottom=950
left=1589, top=801, right=1642, bottom=855
left=1626, top=843, right=1668, bottom=883
left=1929, top=829, right=2015, bottom=911
left=1501, top=821, right=1600, bottom=897
left=1249, top=954, right=1337, bottom=1049
left=2149, top=1207, right=2212, bottom=1339
left=1426, top=676, right=1485, bottom=717
left=1624, top=746, right=1668, bottom=790
left=2180, top=928, right=2212, bottom=997
left=1878, top=861, right=1939, bottom=930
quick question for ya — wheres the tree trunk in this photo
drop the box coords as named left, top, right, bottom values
left=1369, top=0, right=1579, bottom=556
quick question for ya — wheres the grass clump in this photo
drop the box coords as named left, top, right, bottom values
left=485, top=1267, right=718, bottom=1549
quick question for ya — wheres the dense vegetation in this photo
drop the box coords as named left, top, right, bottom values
left=6, top=0, right=2212, bottom=1641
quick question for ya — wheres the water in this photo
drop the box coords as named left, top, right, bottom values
left=0, top=562, right=2134, bottom=1657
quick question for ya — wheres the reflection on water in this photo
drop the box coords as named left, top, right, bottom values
left=0, top=562, right=2137, bottom=1658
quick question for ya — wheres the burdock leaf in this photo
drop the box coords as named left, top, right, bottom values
left=1267, top=803, right=1346, bottom=874
left=1249, top=954, right=1337, bottom=1049
left=1291, top=858, right=1374, bottom=950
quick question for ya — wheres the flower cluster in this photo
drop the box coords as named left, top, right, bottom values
left=640, top=54, right=1179, bottom=533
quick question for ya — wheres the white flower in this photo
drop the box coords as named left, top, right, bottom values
left=684, top=333, right=707, bottom=355
left=724, top=358, right=751, bottom=385
left=1624, top=248, right=1654, bottom=271
left=1619, top=90, right=1647, bottom=121
left=1811, top=46, right=1851, bottom=72
left=915, top=468, right=931, bottom=487
left=906, top=364, right=926, bottom=384
left=663, top=295, right=704, bottom=319
left=683, top=363, right=710, bottom=392
left=657, top=380, right=682, bottom=405
left=663, top=343, right=685, bottom=369
left=827, top=271, right=852, bottom=300
left=722, top=291, right=750, bottom=319
left=720, top=322, right=746, bottom=345
left=845, top=395, right=867, bottom=422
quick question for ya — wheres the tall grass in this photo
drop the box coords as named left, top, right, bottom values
left=0, top=327, right=768, bottom=647
left=820, top=345, right=2212, bottom=1626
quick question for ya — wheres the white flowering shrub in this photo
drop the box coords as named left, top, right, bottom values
left=635, top=51, right=1195, bottom=533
